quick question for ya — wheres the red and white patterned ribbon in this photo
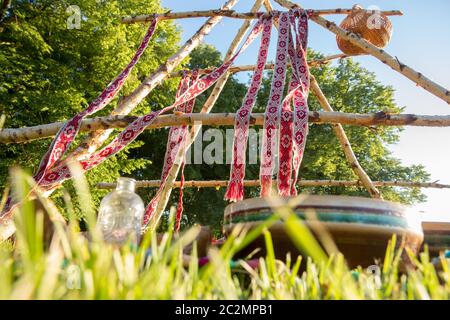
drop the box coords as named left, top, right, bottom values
left=144, top=70, right=199, bottom=229
left=224, top=16, right=273, bottom=202
left=34, top=18, right=159, bottom=184
left=289, top=9, right=310, bottom=196
left=278, top=9, right=310, bottom=196
left=1, top=18, right=159, bottom=220
left=260, top=12, right=290, bottom=197
left=142, top=19, right=267, bottom=227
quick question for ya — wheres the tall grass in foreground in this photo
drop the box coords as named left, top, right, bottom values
left=0, top=167, right=449, bottom=300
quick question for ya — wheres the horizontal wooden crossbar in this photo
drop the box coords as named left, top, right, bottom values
left=122, top=9, right=403, bottom=24
left=2, top=111, right=449, bottom=144
left=97, top=179, right=450, bottom=189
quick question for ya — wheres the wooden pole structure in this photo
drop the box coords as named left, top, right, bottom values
left=274, top=0, right=450, bottom=105
left=64, top=0, right=240, bottom=163
left=263, top=0, right=274, bottom=13
left=146, top=0, right=267, bottom=231
left=98, top=179, right=450, bottom=190
left=2, top=111, right=450, bottom=144
left=310, top=76, right=382, bottom=199
left=121, top=9, right=403, bottom=24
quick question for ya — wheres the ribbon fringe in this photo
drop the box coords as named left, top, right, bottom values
left=224, top=180, right=244, bottom=202
left=260, top=175, right=273, bottom=198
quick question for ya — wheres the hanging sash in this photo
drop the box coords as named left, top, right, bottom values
left=35, top=17, right=266, bottom=188
left=34, top=18, right=160, bottom=184
left=1, top=17, right=159, bottom=220
left=29, top=16, right=267, bottom=231
left=289, top=9, right=310, bottom=196
left=224, top=16, right=273, bottom=202
left=144, top=70, right=198, bottom=229
left=260, top=12, right=290, bottom=197
left=1, top=16, right=267, bottom=223
left=279, top=9, right=310, bottom=196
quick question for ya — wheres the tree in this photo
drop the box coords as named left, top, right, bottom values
left=0, top=0, right=181, bottom=217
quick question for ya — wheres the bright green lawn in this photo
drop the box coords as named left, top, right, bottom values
left=0, top=168, right=449, bottom=300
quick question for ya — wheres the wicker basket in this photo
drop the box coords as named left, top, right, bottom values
left=336, top=5, right=393, bottom=55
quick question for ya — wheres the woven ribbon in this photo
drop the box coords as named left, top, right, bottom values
left=145, top=70, right=199, bottom=229
left=34, top=18, right=159, bottom=184
left=260, top=12, right=291, bottom=197
left=279, top=9, right=310, bottom=196
left=225, top=9, right=310, bottom=201
left=0, top=17, right=159, bottom=220
left=224, top=16, right=273, bottom=202
left=138, top=18, right=267, bottom=228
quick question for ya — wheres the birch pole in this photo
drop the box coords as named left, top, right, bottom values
left=3, top=111, right=450, bottom=144
left=274, top=0, right=450, bottom=104
left=310, top=76, right=382, bottom=198
left=98, top=180, right=450, bottom=190
left=121, top=9, right=403, bottom=24
left=146, top=0, right=266, bottom=231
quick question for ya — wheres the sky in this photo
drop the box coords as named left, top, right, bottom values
left=160, top=0, right=450, bottom=222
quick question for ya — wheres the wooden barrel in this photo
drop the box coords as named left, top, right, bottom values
left=224, top=195, right=423, bottom=268
left=336, top=5, right=393, bottom=55
left=422, top=221, right=450, bottom=257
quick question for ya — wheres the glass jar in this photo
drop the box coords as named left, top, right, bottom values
left=97, top=177, right=145, bottom=245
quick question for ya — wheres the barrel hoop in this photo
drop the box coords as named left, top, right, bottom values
left=224, top=211, right=414, bottom=230
left=225, top=205, right=406, bottom=219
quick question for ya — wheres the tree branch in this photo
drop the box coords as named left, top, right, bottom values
left=122, top=8, right=403, bottom=24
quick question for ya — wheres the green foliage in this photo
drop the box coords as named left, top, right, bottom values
left=0, top=0, right=181, bottom=213
left=1, top=169, right=448, bottom=300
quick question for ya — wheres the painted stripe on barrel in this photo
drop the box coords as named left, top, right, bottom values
left=225, top=205, right=406, bottom=219
left=224, top=211, right=414, bottom=230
